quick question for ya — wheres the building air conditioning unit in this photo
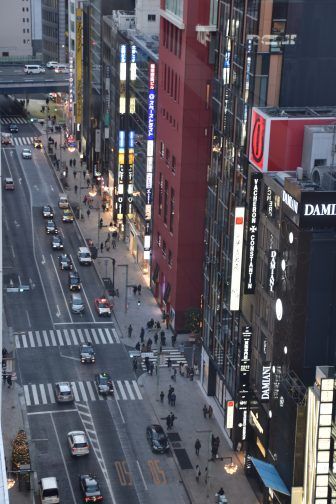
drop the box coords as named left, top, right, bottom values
left=321, top=170, right=336, bottom=191
left=310, top=165, right=332, bottom=187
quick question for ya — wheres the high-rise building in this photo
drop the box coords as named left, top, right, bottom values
left=151, top=0, right=214, bottom=331
left=0, top=0, right=33, bottom=58
left=201, top=0, right=336, bottom=473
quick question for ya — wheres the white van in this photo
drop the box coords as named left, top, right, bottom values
left=54, top=64, right=69, bottom=74
left=24, top=65, right=45, bottom=74
left=39, top=477, right=59, bottom=503
left=58, top=193, right=69, bottom=209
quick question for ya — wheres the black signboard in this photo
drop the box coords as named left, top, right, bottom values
left=238, top=326, right=252, bottom=411
left=244, top=172, right=262, bottom=294
left=300, top=191, right=336, bottom=229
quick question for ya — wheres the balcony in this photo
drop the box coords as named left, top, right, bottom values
left=161, top=0, right=185, bottom=29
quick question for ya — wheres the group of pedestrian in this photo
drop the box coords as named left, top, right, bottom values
left=167, top=385, right=176, bottom=406
left=132, top=284, right=142, bottom=296
left=83, top=195, right=94, bottom=209
left=144, top=357, right=155, bottom=375
left=165, top=412, right=176, bottom=430
left=202, top=404, right=213, bottom=419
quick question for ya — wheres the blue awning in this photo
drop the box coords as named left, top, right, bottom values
left=250, top=457, right=290, bottom=496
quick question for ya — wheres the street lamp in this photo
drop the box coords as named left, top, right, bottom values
left=223, top=457, right=238, bottom=475
left=89, top=186, right=97, bottom=198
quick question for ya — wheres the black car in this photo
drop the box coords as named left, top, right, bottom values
left=58, top=254, right=73, bottom=270
left=51, top=235, right=63, bottom=250
left=42, top=205, right=54, bottom=218
left=9, top=124, right=18, bottom=133
left=146, top=424, right=169, bottom=453
left=95, top=372, right=114, bottom=395
left=79, top=474, right=103, bottom=503
left=45, top=220, right=58, bottom=234
left=68, top=270, right=80, bottom=291
left=80, top=343, right=95, bottom=363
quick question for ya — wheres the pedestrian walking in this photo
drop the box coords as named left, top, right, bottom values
left=147, top=337, right=153, bottom=350
left=87, top=178, right=90, bottom=188
left=83, top=170, right=86, bottom=179
left=195, top=465, right=201, bottom=482
left=195, top=439, right=201, bottom=456
left=168, top=385, right=174, bottom=405
left=86, top=209, right=91, bottom=219
left=145, top=357, right=150, bottom=373
left=70, top=159, right=73, bottom=167
left=7, top=375, right=12, bottom=388
left=73, top=170, right=77, bottom=179
left=133, top=285, right=137, bottom=296
left=74, top=184, right=78, bottom=194
left=149, top=362, right=154, bottom=376
left=171, top=334, right=177, bottom=347
left=160, top=391, right=164, bottom=403
left=100, top=242, right=104, bottom=254
left=140, top=328, right=145, bottom=343
left=171, top=368, right=177, bottom=382
left=160, top=330, right=166, bottom=346
left=83, top=195, right=87, bottom=205
left=203, top=404, right=208, bottom=419
left=154, top=333, right=159, bottom=345
left=137, top=284, right=142, bottom=295
left=135, top=342, right=140, bottom=351
left=169, top=412, right=176, bottom=428
left=133, top=358, right=138, bottom=371
left=2, top=372, right=6, bottom=385
left=73, top=158, right=76, bottom=167
left=112, top=239, right=116, bottom=249
left=54, top=141, right=57, bottom=149
left=167, top=357, right=172, bottom=368
left=170, top=392, right=176, bottom=406
left=128, top=324, right=133, bottom=338
left=179, top=362, right=184, bottom=375
left=166, top=415, right=172, bottom=430
left=208, top=405, right=213, bottom=419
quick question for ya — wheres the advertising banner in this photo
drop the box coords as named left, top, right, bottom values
left=75, top=8, right=83, bottom=125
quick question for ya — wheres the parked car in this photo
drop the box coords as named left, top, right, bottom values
left=4, top=177, right=14, bottom=190
left=54, top=382, right=74, bottom=402
left=22, top=148, right=32, bottom=159
left=79, top=475, right=103, bottom=503
left=146, top=424, right=169, bottom=453
left=67, top=431, right=89, bottom=456
left=46, top=61, right=59, bottom=69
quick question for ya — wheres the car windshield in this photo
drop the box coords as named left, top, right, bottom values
left=99, top=375, right=110, bottom=384
left=74, top=442, right=87, bottom=448
left=61, top=390, right=71, bottom=396
left=43, top=489, right=59, bottom=498
left=82, top=346, right=93, bottom=354
left=98, top=302, right=108, bottom=308
left=153, top=431, right=166, bottom=441
left=73, top=299, right=82, bottom=306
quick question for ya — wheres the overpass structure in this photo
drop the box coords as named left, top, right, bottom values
left=0, top=66, right=69, bottom=94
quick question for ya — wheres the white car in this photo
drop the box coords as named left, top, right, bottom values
left=67, top=431, right=89, bottom=456
left=46, top=61, right=59, bottom=69
left=54, top=382, right=74, bottom=402
left=22, top=148, right=32, bottom=159
left=77, top=247, right=92, bottom=265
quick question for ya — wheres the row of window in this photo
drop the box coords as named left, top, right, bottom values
left=158, top=173, right=175, bottom=233
left=22, top=18, right=30, bottom=22
left=157, top=234, right=173, bottom=266
left=22, top=7, right=29, bottom=11
left=22, top=29, right=30, bottom=33
left=163, top=64, right=180, bottom=102
left=148, top=14, right=156, bottom=22
left=162, top=19, right=182, bottom=57
left=159, top=141, right=176, bottom=174
left=162, top=107, right=178, bottom=131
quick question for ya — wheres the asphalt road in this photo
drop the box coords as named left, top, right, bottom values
left=2, top=116, right=188, bottom=504
left=0, top=65, right=68, bottom=83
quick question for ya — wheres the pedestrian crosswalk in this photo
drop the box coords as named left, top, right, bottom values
left=15, top=327, right=120, bottom=349
left=0, top=116, right=28, bottom=125
left=12, top=136, right=35, bottom=146
left=140, top=348, right=187, bottom=371
left=23, top=379, right=143, bottom=406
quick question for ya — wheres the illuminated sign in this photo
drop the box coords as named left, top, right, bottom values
left=144, top=62, right=156, bottom=261
left=120, top=45, right=126, bottom=81
left=268, top=250, right=277, bottom=293
left=226, top=400, right=234, bottom=429
left=250, top=110, right=265, bottom=170
left=130, top=45, right=137, bottom=81
left=282, top=190, right=298, bottom=214
left=244, top=172, right=262, bottom=294
left=261, top=363, right=271, bottom=402
left=75, top=8, right=83, bottom=124
left=238, top=326, right=252, bottom=411
left=230, top=207, right=245, bottom=311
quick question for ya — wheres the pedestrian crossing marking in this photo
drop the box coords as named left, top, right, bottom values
left=140, top=348, right=188, bottom=371
left=23, top=379, right=143, bottom=407
left=15, top=327, right=121, bottom=349
left=0, top=117, right=28, bottom=125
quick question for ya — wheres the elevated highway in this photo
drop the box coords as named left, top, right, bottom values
left=0, top=66, right=68, bottom=94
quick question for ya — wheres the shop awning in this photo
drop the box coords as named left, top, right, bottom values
left=250, top=457, right=290, bottom=496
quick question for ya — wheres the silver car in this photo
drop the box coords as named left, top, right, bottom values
left=71, top=293, right=84, bottom=314
left=55, top=382, right=74, bottom=402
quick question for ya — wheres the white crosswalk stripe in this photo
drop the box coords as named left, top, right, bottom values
left=140, top=348, right=188, bottom=371
left=23, top=379, right=143, bottom=406
left=13, top=136, right=35, bottom=146
left=0, top=117, right=28, bottom=125
left=15, top=327, right=120, bottom=349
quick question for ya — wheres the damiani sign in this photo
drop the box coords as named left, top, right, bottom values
left=304, top=203, right=336, bottom=216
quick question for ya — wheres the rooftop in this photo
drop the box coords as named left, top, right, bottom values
left=258, top=106, right=336, bottom=118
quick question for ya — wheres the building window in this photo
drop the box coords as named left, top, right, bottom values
left=23, top=28, right=25, bottom=33
left=168, top=250, right=173, bottom=267
left=172, top=155, right=176, bottom=173
left=158, top=173, right=163, bottom=215
left=165, top=148, right=170, bottom=165
left=157, top=232, right=162, bottom=247
left=23, top=39, right=26, bottom=43
left=160, top=141, right=164, bottom=158
left=148, top=14, right=156, bottom=21
left=162, top=240, right=167, bottom=256
left=170, top=188, right=175, bottom=233
left=164, top=180, right=169, bottom=224
left=23, top=18, right=25, bottom=22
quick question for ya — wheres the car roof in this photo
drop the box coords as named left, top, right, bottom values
left=23, top=148, right=31, bottom=151
left=5, top=177, right=13, bottom=182
left=40, top=477, right=58, bottom=490
left=78, top=246, right=90, bottom=252
left=150, top=424, right=165, bottom=433
left=68, top=431, right=86, bottom=441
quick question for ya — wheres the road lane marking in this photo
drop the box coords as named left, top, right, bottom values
left=86, top=381, right=96, bottom=401
left=15, top=335, right=20, bottom=349
left=31, top=385, right=39, bottom=405
left=50, top=414, right=77, bottom=503
left=27, top=409, right=77, bottom=415
left=56, top=329, right=64, bottom=346
left=28, top=331, right=35, bottom=347
left=47, top=383, right=55, bottom=403
left=49, top=330, right=57, bottom=346
left=104, top=328, right=113, bottom=343
left=70, top=329, right=79, bottom=345
left=23, top=385, right=31, bottom=406
left=50, top=254, right=73, bottom=322
left=63, top=329, right=71, bottom=345
left=22, top=334, right=28, bottom=348
left=84, top=328, right=92, bottom=343
left=116, top=381, right=127, bottom=400
left=78, top=281, right=95, bottom=321
left=25, top=310, right=31, bottom=328
left=137, top=460, right=148, bottom=490
left=90, top=328, right=100, bottom=344
left=71, top=382, right=80, bottom=402
left=78, top=381, right=88, bottom=402
left=111, top=328, right=120, bottom=343
left=148, top=460, right=167, bottom=485
left=98, top=328, right=106, bottom=344
left=42, top=330, right=50, bottom=346
left=77, top=328, right=84, bottom=343
left=132, top=380, right=143, bottom=400
left=124, top=381, right=135, bottom=400
left=39, top=384, right=47, bottom=404
left=35, top=331, right=42, bottom=347
left=115, top=461, right=132, bottom=486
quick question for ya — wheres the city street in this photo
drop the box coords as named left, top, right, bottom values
left=2, top=121, right=189, bottom=504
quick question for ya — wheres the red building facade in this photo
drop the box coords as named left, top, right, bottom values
left=152, top=0, right=213, bottom=331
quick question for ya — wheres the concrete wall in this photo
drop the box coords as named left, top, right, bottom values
left=0, top=0, right=33, bottom=57
left=135, top=0, right=160, bottom=35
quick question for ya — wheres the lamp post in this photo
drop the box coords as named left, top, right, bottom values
left=118, top=264, right=131, bottom=313
left=99, top=256, right=116, bottom=293
left=196, top=429, right=212, bottom=499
